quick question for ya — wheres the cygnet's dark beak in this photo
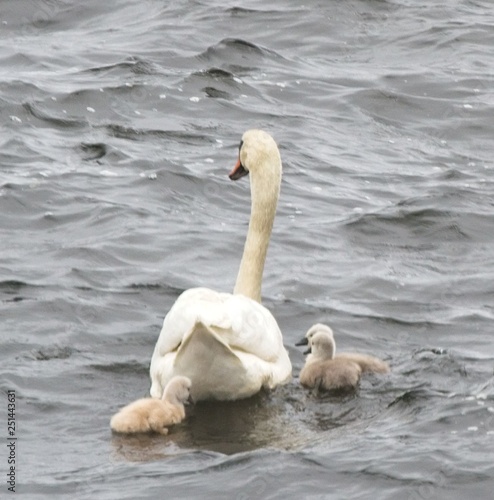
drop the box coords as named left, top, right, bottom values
left=229, top=158, right=249, bottom=181
left=186, top=394, right=194, bottom=406
left=295, top=337, right=309, bottom=347
left=303, top=346, right=312, bottom=355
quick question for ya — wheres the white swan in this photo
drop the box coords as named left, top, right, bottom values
left=149, top=130, right=292, bottom=401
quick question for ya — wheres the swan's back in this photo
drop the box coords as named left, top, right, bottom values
left=150, top=288, right=291, bottom=401
left=153, top=288, right=284, bottom=361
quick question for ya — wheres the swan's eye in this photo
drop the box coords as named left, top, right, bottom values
left=229, top=139, right=249, bottom=180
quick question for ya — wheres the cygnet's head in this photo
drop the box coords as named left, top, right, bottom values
left=162, top=376, right=193, bottom=405
left=229, top=129, right=281, bottom=181
left=295, top=323, right=335, bottom=350
left=307, top=330, right=336, bottom=360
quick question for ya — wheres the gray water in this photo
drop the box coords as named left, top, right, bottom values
left=1, top=0, right=494, bottom=498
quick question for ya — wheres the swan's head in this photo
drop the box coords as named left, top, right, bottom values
left=305, top=330, right=336, bottom=360
left=229, top=129, right=281, bottom=181
left=162, top=376, right=193, bottom=405
left=295, top=323, right=334, bottom=351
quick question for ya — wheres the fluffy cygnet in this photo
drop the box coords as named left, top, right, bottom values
left=110, top=376, right=192, bottom=435
left=299, top=330, right=362, bottom=392
left=297, top=324, right=389, bottom=392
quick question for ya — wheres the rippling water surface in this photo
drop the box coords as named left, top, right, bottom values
left=1, top=0, right=494, bottom=498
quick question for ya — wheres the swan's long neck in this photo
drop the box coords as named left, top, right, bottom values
left=233, top=157, right=281, bottom=303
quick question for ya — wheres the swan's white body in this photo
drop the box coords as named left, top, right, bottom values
left=150, top=130, right=292, bottom=401
left=150, top=288, right=291, bottom=400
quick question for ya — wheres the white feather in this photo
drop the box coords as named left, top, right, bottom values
left=150, top=287, right=291, bottom=400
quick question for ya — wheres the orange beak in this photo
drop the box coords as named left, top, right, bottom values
left=229, top=158, right=248, bottom=181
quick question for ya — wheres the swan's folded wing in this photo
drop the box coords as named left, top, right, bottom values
left=150, top=287, right=292, bottom=399
left=173, top=322, right=251, bottom=400
left=154, top=287, right=287, bottom=364
left=221, top=294, right=286, bottom=362
left=154, top=288, right=232, bottom=357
